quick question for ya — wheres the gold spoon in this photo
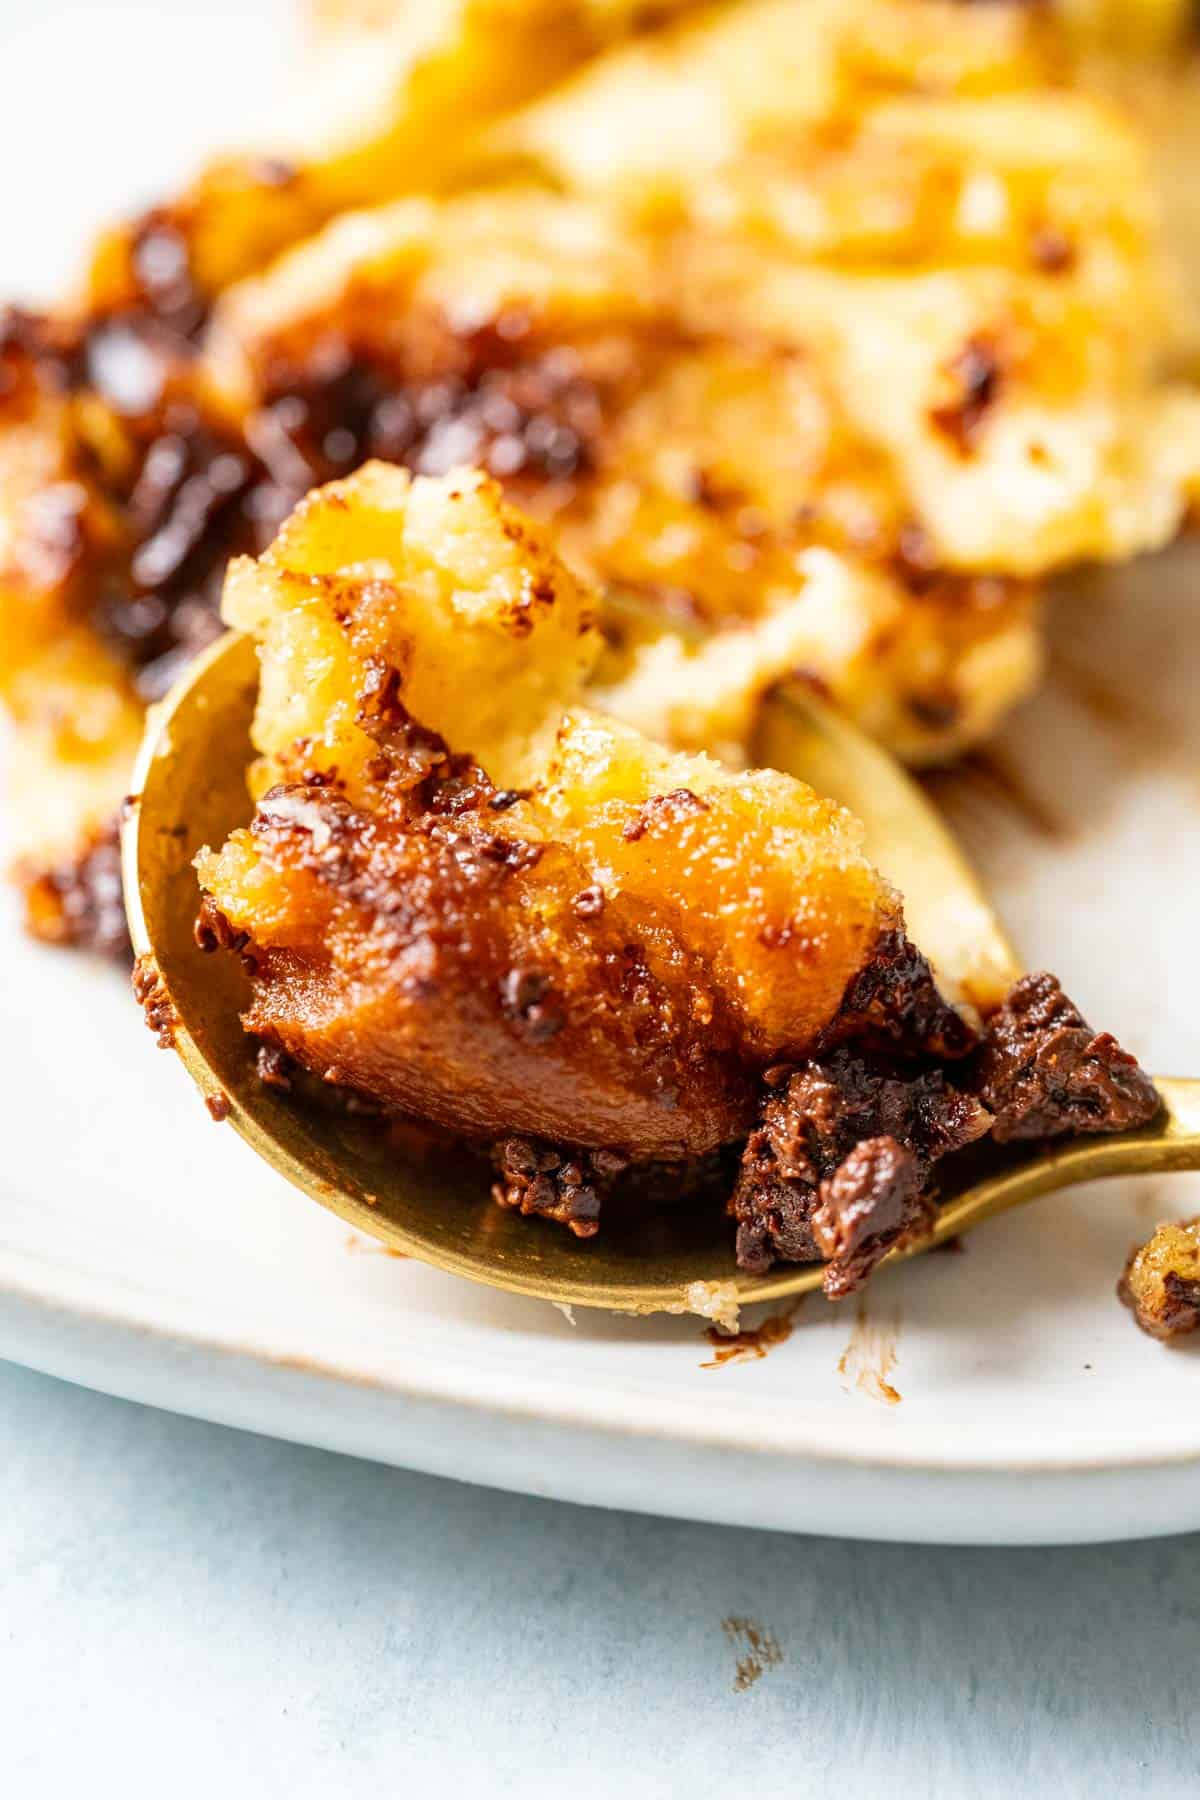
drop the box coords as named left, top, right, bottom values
left=122, top=630, right=1200, bottom=1317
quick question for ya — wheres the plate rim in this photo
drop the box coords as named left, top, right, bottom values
left=3, top=1232, right=1199, bottom=1480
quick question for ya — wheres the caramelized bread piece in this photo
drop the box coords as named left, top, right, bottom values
left=194, top=466, right=1159, bottom=1291
left=196, top=465, right=899, bottom=1157
left=207, top=188, right=1043, bottom=765
left=1120, top=1218, right=1200, bottom=1340
left=483, top=0, right=1200, bottom=574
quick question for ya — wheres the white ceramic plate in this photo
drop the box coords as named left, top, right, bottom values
left=4, top=543, right=1200, bottom=1546
left=3, top=0, right=1200, bottom=1546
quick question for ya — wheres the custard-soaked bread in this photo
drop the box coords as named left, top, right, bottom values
left=208, top=188, right=1043, bottom=764
left=197, top=465, right=898, bottom=1157
left=485, top=0, right=1200, bottom=575
left=481, top=0, right=1060, bottom=207
left=196, top=466, right=1158, bottom=1288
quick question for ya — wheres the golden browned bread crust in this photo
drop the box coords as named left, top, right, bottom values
left=195, top=468, right=1159, bottom=1293
left=197, top=466, right=899, bottom=1158
left=1120, top=1217, right=1200, bottom=1340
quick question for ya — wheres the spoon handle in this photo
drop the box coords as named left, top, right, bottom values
left=923, top=1076, right=1200, bottom=1251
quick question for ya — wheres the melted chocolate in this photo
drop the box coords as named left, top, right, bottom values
left=251, top=330, right=603, bottom=498
left=21, top=818, right=130, bottom=958
left=733, top=964, right=1160, bottom=1291
left=491, top=1136, right=628, bottom=1237
left=929, top=335, right=1003, bottom=456
left=131, top=953, right=178, bottom=1048
left=91, top=406, right=262, bottom=701
left=972, top=972, right=1160, bottom=1143
left=730, top=1049, right=991, bottom=1293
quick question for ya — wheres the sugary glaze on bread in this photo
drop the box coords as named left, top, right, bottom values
left=197, top=466, right=898, bottom=1156
left=194, top=466, right=1159, bottom=1290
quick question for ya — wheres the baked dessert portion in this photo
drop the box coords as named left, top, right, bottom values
left=206, top=186, right=1042, bottom=765
left=196, top=464, right=897, bottom=1162
left=194, top=465, right=1160, bottom=1292
left=481, top=0, right=1200, bottom=575
left=4, top=0, right=1199, bottom=955
left=0, top=307, right=277, bottom=948
left=1120, top=1217, right=1200, bottom=1340
left=1077, top=4, right=1200, bottom=375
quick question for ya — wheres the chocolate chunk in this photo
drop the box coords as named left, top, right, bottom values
left=731, top=1050, right=991, bottom=1290
left=491, top=1136, right=628, bottom=1238
left=21, top=818, right=130, bottom=960
left=131, top=953, right=178, bottom=1048
left=195, top=894, right=258, bottom=971
left=929, top=335, right=1003, bottom=456
left=973, top=972, right=1160, bottom=1143
left=811, top=1135, right=923, bottom=1260
left=828, top=928, right=977, bottom=1061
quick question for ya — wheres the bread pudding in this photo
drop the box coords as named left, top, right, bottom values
left=3, top=0, right=1199, bottom=955
left=1120, top=1217, right=1200, bottom=1340
left=192, top=465, right=1159, bottom=1291
left=204, top=187, right=1044, bottom=764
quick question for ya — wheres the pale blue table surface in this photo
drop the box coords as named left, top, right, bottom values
left=2, top=1354, right=1194, bottom=1798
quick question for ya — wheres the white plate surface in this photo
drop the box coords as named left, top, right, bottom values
left=2, top=0, right=1200, bottom=1545
left=4, top=544, right=1200, bottom=1544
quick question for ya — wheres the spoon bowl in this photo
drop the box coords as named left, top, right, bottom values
left=122, top=629, right=1200, bottom=1317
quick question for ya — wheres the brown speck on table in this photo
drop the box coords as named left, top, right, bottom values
left=701, top=1301, right=802, bottom=1369
left=205, top=1091, right=231, bottom=1122
left=721, top=1617, right=784, bottom=1693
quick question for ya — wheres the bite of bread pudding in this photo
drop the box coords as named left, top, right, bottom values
left=192, top=465, right=1160, bottom=1292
